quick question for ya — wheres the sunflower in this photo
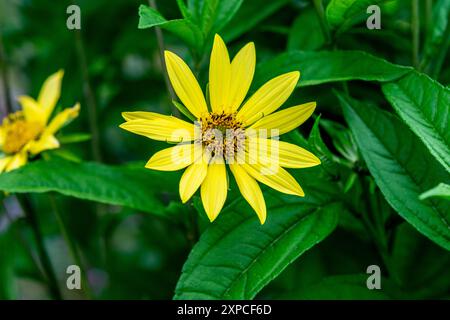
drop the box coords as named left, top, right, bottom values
left=120, top=34, right=320, bottom=224
left=0, top=70, right=80, bottom=173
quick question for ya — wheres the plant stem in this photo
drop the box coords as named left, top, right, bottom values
left=312, top=0, right=331, bottom=45
left=16, top=194, right=62, bottom=299
left=74, top=30, right=102, bottom=162
left=411, top=0, right=420, bottom=69
left=359, top=176, right=395, bottom=280
left=0, top=32, right=13, bottom=115
left=48, top=194, right=93, bottom=299
left=148, top=0, right=178, bottom=115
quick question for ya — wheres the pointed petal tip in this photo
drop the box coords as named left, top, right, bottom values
left=164, top=50, right=175, bottom=61
left=257, top=211, right=267, bottom=224
left=289, top=70, right=300, bottom=82
left=118, top=122, right=128, bottom=130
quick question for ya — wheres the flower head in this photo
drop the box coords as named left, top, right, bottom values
left=0, top=70, right=80, bottom=173
left=120, top=34, right=320, bottom=224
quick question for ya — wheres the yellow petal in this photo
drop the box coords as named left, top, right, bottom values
left=229, top=42, right=255, bottom=113
left=247, top=138, right=321, bottom=168
left=179, top=156, right=209, bottom=203
left=209, top=34, right=231, bottom=113
left=145, top=144, right=197, bottom=171
left=120, top=116, right=196, bottom=143
left=0, top=156, right=12, bottom=173
left=237, top=71, right=300, bottom=126
left=18, top=96, right=46, bottom=125
left=164, top=51, right=208, bottom=118
left=28, top=135, right=60, bottom=155
left=122, top=111, right=161, bottom=121
left=201, top=161, right=227, bottom=222
left=38, top=70, right=64, bottom=123
left=249, top=102, right=316, bottom=137
left=44, top=103, right=80, bottom=136
left=242, top=162, right=304, bottom=197
left=229, top=163, right=266, bottom=224
left=5, top=151, right=28, bottom=172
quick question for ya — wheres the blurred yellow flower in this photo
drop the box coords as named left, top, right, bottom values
left=0, top=70, right=80, bottom=173
left=120, top=34, right=320, bottom=224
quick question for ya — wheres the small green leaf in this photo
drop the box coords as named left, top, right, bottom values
left=288, top=8, right=325, bottom=51
left=253, top=51, right=412, bottom=89
left=339, top=93, right=450, bottom=250
left=308, top=116, right=340, bottom=177
left=172, top=100, right=196, bottom=122
left=0, top=158, right=180, bottom=217
left=382, top=71, right=450, bottom=172
left=174, top=198, right=340, bottom=299
left=420, top=183, right=450, bottom=200
left=138, top=5, right=204, bottom=51
left=190, top=0, right=244, bottom=36
left=221, top=0, right=291, bottom=41
left=422, top=0, right=450, bottom=70
left=176, top=0, right=192, bottom=20
left=326, top=0, right=392, bottom=34
left=343, top=172, right=358, bottom=193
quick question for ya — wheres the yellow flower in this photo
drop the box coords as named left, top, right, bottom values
left=0, top=70, right=80, bottom=173
left=120, top=34, right=320, bottom=224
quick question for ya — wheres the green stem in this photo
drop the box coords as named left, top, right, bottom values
left=148, top=0, right=179, bottom=116
left=411, top=0, right=420, bottom=69
left=74, top=29, right=102, bottom=162
left=359, top=177, right=395, bottom=279
left=16, top=195, right=62, bottom=300
left=312, top=0, right=331, bottom=45
left=48, top=194, right=93, bottom=299
left=148, top=0, right=175, bottom=101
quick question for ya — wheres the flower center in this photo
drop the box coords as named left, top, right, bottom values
left=2, top=112, right=42, bottom=154
left=199, top=112, right=245, bottom=160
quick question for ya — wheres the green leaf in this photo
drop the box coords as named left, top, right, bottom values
left=57, top=133, right=91, bottom=144
left=172, top=100, right=196, bottom=122
left=0, top=158, right=180, bottom=217
left=308, top=116, right=340, bottom=177
left=174, top=199, right=340, bottom=299
left=382, top=71, right=450, bottom=172
left=221, top=0, right=291, bottom=41
left=422, top=0, right=450, bottom=69
left=288, top=8, right=325, bottom=51
left=188, top=0, right=244, bottom=36
left=138, top=5, right=203, bottom=51
left=420, top=183, right=450, bottom=200
left=176, top=0, right=192, bottom=20
left=320, top=118, right=359, bottom=164
left=253, top=51, right=412, bottom=89
left=326, top=0, right=392, bottom=33
left=339, top=93, right=450, bottom=250
left=391, top=223, right=450, bottom=298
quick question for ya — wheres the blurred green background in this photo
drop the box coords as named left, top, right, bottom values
left=0, top=0, right=449, bottom=299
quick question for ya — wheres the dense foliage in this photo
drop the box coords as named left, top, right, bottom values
left=0, top=0, right=449, bottom=299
